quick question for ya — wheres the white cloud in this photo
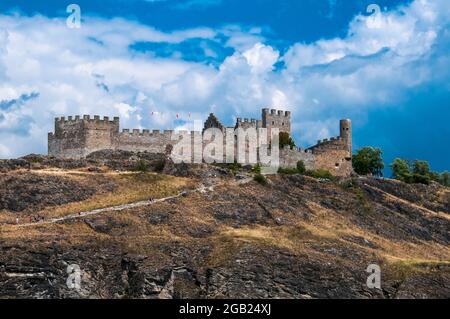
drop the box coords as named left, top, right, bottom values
left=0, top=143, right=11, bottom=157
left=0, top=0, right=449, bottom=158
left=280, top=0, right=449, bottom=118
left=113, top=102, right=136, bottom=119
left=220, top=25, right=265, bottom=52
left=0, top=29, right=8, bottom=80
left=243, top=43, right=280, bottom=74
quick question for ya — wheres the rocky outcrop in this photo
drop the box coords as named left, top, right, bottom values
left=0, top=172, right=99, bottom=213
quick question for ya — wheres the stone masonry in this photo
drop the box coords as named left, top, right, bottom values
left=48, top=109, right=353, bottom=176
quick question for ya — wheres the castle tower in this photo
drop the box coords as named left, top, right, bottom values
left=262, top=108, right=291, bottom=136
left=48, top=115, right=120, bottom=158
left=339, top=119, right=352, bottom=154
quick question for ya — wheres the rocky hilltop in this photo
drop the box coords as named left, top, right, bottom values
left=0, top=152, right=449, bottom=299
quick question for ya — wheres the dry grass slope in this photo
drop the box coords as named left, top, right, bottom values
left=0, top=166, right=449, bottom=298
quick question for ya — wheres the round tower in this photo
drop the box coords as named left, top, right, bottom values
left=340, top=119, right=352, bottom=153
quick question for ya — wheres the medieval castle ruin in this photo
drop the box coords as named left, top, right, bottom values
left=48, top=109, right=353, bottom=176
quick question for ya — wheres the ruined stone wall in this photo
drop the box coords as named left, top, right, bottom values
left=309, top=137, right=348, bottom=154
left=303, top=118, right=353, bottom=176
left=279, top=146, right=315, bottom=170
left=313, top=149, right=352, bottom=177
left=307, top=137, right=353, bottom=176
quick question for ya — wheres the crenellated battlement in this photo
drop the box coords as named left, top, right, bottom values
left=315, top=136, right=342, bottom=146
left=282, top=145, right=313, bottom=154
left=117, top=128, right=206, bottom=138
left=307, top=119, right=351, bottom=156
left=262, top=108, right=291, bottom=117
left=118, top=129, right=173, bottom=138
left=237, top=118, right=258, bottom=123
left=307, top=136, right=346, bottom=153
left=235, top=117, right=262, bottom=130
left=55, top=115, right=119, bottom=125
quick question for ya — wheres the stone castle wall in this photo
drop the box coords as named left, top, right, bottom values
left=306, top=133, right=352, bottom=177
left=48, top=110, right=353, bottom=176
left=279, top=147, right=316, bottom=170
left=116, top=129, right=174, bottom=154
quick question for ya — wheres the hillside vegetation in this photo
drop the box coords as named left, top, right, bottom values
left=0, top=154, right=449, bottom=299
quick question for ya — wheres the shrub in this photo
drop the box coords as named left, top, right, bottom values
left=296, top=160, right=306, bottom=174
left=412, top=173, right=431, bottom=185
left=352, top=147, right=384, bottom=176
left=134, top=160, right=150, bottom=173
left=339, top=178, right=357, bottom=190
left=153, top=159, right=166, bottom=172
left=252, top=163, right=262, bottom=174
left=228, top=162, right=243, bottom=171
left=278, top=167, right=300, bottom=175
left=254, top=173, right=268, bottom=185
left=307, top=169, right=333, bottom=180
left=276, top=161, right=306, bottom=176
left=213, top=162, right=242, bottom=172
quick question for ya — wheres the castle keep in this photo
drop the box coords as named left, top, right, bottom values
left=48, top=109, right=353, bottom=176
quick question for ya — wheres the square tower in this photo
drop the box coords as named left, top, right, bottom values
left=262, top=108, right=291, bottom=135
left=49, top=115, right=120, bottom=158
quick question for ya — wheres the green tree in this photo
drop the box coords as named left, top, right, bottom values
left=352, top=147, right=384, bottom=176
left=412, top=160, right=430, bottom=176
left=279, top=132, right=296, bottom=150
left=412, top=160, right=432, bottom=185
left=391, top=158, right=449, bottom=186
left=391, top=158, right=412, bottom=182
left=412, top=173, right=431, bottom=185
left=440, top=171, right=449, bottom=187
left=429, top=171, right=441, bottom=183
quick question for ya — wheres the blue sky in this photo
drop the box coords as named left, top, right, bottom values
left=0, top=0, right=448, bottom=174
